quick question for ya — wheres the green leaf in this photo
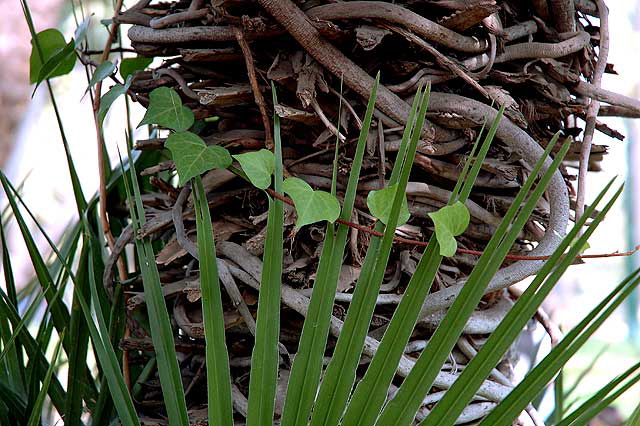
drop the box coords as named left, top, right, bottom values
left=311, top=82, right=429, bottom=426
left=192, top=177, right=233, bottom=426
left=120, top=57, right=153, bottom=80
left=282, top=177, right=340, bottom=228
left=423, top=175, right=616, bottom=426
left=165, top=131, right=232, bottom=186
left=119, top=147, right=189, bottom=426
left=88, top=61, right=116, bottom=88
left=29, top=29, right=76, bottom=83
left=139, top=86, right=194, bottom=131
left=97, top=75, right=133, bottom=125
left=26, top=331, right=64, bottom=426
left=427, top=201, right=470, bottom=257
left=246, top=84, right=285, bottom=426
left=367, top=184, right=410, bottom=226
left=339, top=105, right=498, bottom=426
left=284, top=74, right=380, bottom=426
left=233, top=149, right=275, bottom=190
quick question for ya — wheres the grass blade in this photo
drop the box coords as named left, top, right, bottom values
left=0, top=288, right=66, bottom=414
left=193, top=176, right=233, bottom=425
left=121, top=148, right=189, bottom=426
left=479, top=265, right=640, bottom=425
left=26, top=330, right=64, bottom=426
left=376, top=135, right=571, bottom=426
left=557, top=360, right=640, bottom=426
left=316, top=84, right=430, bottom=426
left=246, top=84, right=285, bottom=426
left=2, top=169, right=139, bottom=424
left=282, top=74, right=380, bottom=426
left=341, top=106, right=504, bottom=426
left=423, top=176, right=620, bottom=425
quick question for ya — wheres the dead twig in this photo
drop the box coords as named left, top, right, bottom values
left=234, top=26, right=274, bottom=149
left=576, top=0, right=610, bottom=223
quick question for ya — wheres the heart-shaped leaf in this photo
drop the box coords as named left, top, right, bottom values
left=139, top=87, right=194, bottom=131
left=367, top=183, right=411, bottom=226
left=165, top=131, right=232, bottom=186
left=428, top=201, right=470, bottom=257
left=233, top=149, right=275, bottom=189
left=29, top=29, right=77, bottom=84
left=120, top=57, right=153, bottom=80
left=282, top=177, right=340, bottom=229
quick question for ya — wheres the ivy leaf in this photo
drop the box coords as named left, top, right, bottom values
left=367, top=184, right=411, bottom=226
left=97, top=75, right=133, bottom=125
left=29, top=29, right=77, bottom=84
left=428, top=201, right=470, bottom=257
left=139, top=87, right=194, bottom=131
left=88, top=60, right=117, bottom=89
left=233, top=149, right=275, bottom=189
left=120, top=57, right=153, bottom=80
left=165, top=131, right=232, bottom=186
left=282, top=177, right=341, bottom=229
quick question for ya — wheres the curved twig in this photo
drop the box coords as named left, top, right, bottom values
left=306, top=1, right=488, bottom=53
left=462, top=31, right=591, bottom=70
left=217, top=241, right=512, bottom=403
left=573, top=81, right=640, bottom=113
left=172, top=184, right=200, bottom=259
left=150, top=8, right=209, bottom=29
left=576, top=0, right=609, bottom=222
left=415, top=93, right=569, bottom=318
left=103, top=223, right=134, bottom=298
left=153, top=68, right=200, bottom=100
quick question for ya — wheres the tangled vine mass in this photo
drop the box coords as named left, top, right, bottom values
left=104, top=0, right=639, bottom=423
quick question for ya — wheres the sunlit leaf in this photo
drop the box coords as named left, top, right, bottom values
left=139, top=86, right=194, bottom=131
left=165, top=131, right=232, bottom=186
left=367, top=183, right=410, bottom=226
left=233, top=149, right=275, bottom=190
left=283, top=177, right=340, bottom=229
left=428, top=201, right=470, bottom=257
left=29, top=29, right=76, bottom=83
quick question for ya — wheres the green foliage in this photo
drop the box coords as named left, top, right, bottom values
left=283, top=177, right=340, bottom=229
left=120, top=57, right=153, bottom=80
left=139, top=87, right=194, bottom=131
left=98, top=76, right=133, bottom=125
left=11, top=7, right=640, bottom=424
left=165, top=131, right=232, bottom=185
left=367, top=183, right=410, bottom=226
left=88, top=60, right=117, bottom=88
left=283, top=74, right=380, bottom=426
left=193, top=177, right=233, bottom=425
left=428, top=201, right=470, bottom=256
left=29, top=29, right=76, bottom=84
left=233, top=149, right=275, bottom=189
left=246, top=85, right=285, bottom=425
left=120, top=149, right=190, bottom=426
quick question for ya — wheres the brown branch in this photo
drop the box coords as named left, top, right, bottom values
left=233, top=27, right=274, bottom=149
left=264, top=188, right=640, bottom=262
left=90, top=0, right=130, bottom=388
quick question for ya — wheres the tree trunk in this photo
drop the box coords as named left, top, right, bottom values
left=111, top=0, right=628, bottom=423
